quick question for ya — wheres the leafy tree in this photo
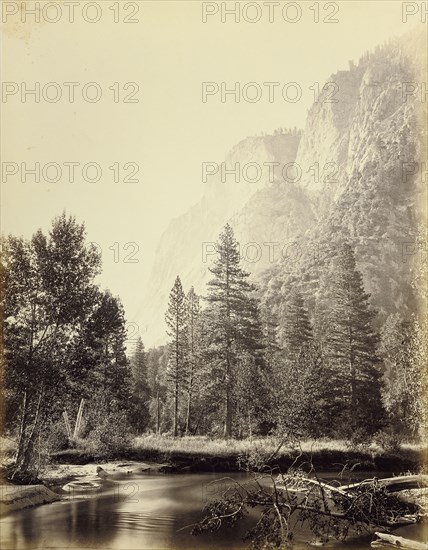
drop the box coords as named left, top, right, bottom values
left=233, top=350, right=271, bottom=438
left=2, top=213, right=101, bottom=477
left=314, top=243, right=384, bottom=436
left=380, top=314, right=427, bottom=439
left=272, top=343, right=326, bottom=437
left=165, top=276, right=187, bottom=437
left=82, top=290, right=131, bottom=404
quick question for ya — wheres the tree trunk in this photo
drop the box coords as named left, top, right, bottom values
left=371, top=532, right=428, bottom=549
left=185, top=371, right=194, bottom=436
left=224, top=385, right=232, bottom=438
left=248, top=411, right=252, bottom=440
left=173, top=311, right=180, bottom=437
left=224, top=333, right=232, bottom=438
left=350, top=358, right=356, bottom=429
left=156, top=391, right=160, bottom=434
left=185, top=390, right=191, bottom=436
left=224, top=261, right=232, bottom=439
left=13, top=389, right=43, bottom=477
left=173, top=387, right=178, bottom=437
left=348, top=324, right=357, bottom=430
left=15, top=391, right=28, bottom=465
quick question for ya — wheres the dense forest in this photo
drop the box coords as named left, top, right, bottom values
left=2, top=213, right=426, bottom=479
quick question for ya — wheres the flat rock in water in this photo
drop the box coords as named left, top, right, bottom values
left=62, top=477, right=102, bottom=493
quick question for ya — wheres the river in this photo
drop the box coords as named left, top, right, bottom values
left=1, top=471, right=426, bottom=549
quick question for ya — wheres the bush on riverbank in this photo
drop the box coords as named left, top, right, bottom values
left=80, top=410, right=132, bottom=459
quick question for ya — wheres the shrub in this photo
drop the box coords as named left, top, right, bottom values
left=348, top=427, right=372, bottom=451
left=373, top=429, right=401, bottom=453
left=86, top=409, right=131, bottom=458
left=46, top=420, right=70, bottom=452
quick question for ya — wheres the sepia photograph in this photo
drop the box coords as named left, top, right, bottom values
left=0, top=1, right=427, bottom=549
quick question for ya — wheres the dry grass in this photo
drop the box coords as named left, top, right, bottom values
left=132, top=434, right=353, bottom=458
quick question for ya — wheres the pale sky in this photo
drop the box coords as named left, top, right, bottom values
left=1, top=0, right=421, bottom=346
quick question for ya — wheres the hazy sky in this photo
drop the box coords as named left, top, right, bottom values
left=1, top=0, right=421, bottom=346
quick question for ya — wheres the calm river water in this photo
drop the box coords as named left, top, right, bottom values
left=1, top=471, right=426, bottom=550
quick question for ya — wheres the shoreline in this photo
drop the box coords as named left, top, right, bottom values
left=50, top=445, right=426, bottom=474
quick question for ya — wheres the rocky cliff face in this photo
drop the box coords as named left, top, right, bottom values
left=143, top=26, right=426, bottom=345
left=260, top=27, right=427, bottom=325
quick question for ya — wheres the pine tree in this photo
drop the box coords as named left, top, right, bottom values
left=129, top=336, right=150, bottom=432
left=132, top=337, right=148, bottom=385
left=146, top=346, right=168, bottom=433
left=165, top=276, right=187, bottom=437
left=278, top=287, right=313, bottom=361
left=184, top=287, right=200, bottom=435
left=314, top=243, right=383, bottom=435
left=205, top=224, right=265, bottom=437
left=270, top=288, right=318, bottom=435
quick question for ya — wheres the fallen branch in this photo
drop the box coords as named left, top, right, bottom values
left=342, top=476, right=428, bottom=494
left=371, top=532, right=428, bottom=549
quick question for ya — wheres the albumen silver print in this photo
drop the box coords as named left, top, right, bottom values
left=0, top=1, right=427, bottom=549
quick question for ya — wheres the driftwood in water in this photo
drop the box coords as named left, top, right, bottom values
left=192, top=470, right=426, bottom=549
left=371, top=532, right=428, bottom=549
left=341, top=475, right=428, bottom=494
left=395, top=487, right=428, bottom=513
left=277, top=473, right=425, bottom=528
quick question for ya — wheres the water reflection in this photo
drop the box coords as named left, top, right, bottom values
left=0, top=472, right=426, bottom=550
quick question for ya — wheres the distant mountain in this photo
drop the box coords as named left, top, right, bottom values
left=142, top=25, right=427, bottom=346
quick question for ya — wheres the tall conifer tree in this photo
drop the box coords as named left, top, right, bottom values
left=205, top=224, right=264, bottom=437
left=184, top=287, right=200, bottom=435
left=278, top=287, right=313, bottom=361
left=165, top=276, right=187, bottom=437
left=314, top=243, right=383, bottom=434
